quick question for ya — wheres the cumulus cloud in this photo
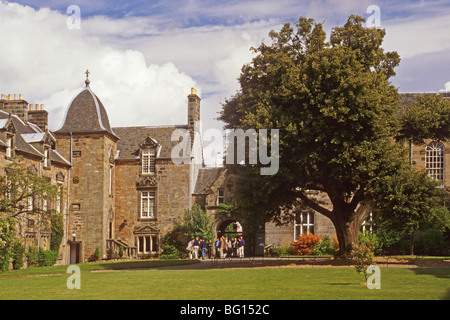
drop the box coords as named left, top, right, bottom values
left=0, top=2, right=197, bottom=130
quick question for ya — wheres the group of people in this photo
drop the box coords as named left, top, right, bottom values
left=186, top=235, right=245, bottom=260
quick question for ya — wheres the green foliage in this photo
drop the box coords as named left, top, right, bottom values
left=370, top=167, right=449, bottom=237
left=50, top=214, right=64, bottom=252
left=415, top=231, right=450, bottom=256
left=269, top=245, right=293, bottom=257
left=180, top=205, right=215, bottom=241
left=160, top=244, right=180, bottom=260
left=94, top=247, right=101, bottom=260
left=11, top=241, right=24, bottom=270
left=351, top=241, right=376, bottom=281
left=163, top=205, right=215, bottom=257
left=219, top=15, right=405, bottom=256
left=26, top=246, right=40, bottom=267
left=0, top=217, right=22, bottom=272
left=26, top=246, right=58, bottom=267
left=0, top=157, right=60, bottom=218
left=107, top=247, right=114, bottom=259
left=311, top=235, right=336, bottom=256
left=397, top=94, right=450, bottom=144
left=37, top=250, right=58, bottom=267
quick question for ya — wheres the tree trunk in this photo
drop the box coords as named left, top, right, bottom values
left=332, top=213, right=360, bottom=258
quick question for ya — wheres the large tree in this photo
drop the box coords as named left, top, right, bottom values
left=0, top=157, right=60, bottom=219
left=219, top=15, right=444, bottom=256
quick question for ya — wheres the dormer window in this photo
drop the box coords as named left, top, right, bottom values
left=142, top=148, right=156, bottom=174
left=6, top=134, right=13, bottom=158
left=44, top=145, right=51, bottom=168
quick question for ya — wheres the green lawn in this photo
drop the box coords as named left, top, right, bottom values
left=0, top=260, right=449, bottom=300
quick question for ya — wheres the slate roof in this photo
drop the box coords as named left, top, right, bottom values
left=54, top=87, right=118, bottom=140
left=0, top=110, right=70, bottom=166
left=113, top=125, right=189, bottom=160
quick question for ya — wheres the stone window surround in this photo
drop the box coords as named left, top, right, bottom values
left=141, top=148, right=156, bottom=175
left=140, top=190, right=156, bottom=219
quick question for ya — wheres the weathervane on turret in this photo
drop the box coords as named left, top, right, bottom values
left=85, top=69, right=90, bottom=87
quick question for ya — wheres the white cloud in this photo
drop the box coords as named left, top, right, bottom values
left=0, top=2, right=197, bottom=130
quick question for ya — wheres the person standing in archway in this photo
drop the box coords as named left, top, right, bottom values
left=239, top=236, right=245, bottom=258
left=214, top=238, right=220, bottom=258
left=193, top=236, right=200, bottom=259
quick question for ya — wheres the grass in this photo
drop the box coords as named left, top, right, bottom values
left=0, top=259, right=449, bottom=300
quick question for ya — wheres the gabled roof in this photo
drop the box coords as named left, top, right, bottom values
left=113, top=125, right=189, bottom=160
left=54, top=86, right=118, bottom=140
left=193, top=167, right=225, bottom=194
left=0, top=110, right=70, bottom=166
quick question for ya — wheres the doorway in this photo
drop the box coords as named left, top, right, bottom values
left=69, top=243, right=80, bottom=264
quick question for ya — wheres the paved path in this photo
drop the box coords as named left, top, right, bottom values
left=156, top=256, right=332, bottom=270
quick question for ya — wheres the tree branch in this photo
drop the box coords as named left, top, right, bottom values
left=295, top=189, right=333, bottom=220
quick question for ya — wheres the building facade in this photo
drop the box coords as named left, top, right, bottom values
left=0, top=94, right=71, bottom=265
left=2, top=76, right=448, bottom=264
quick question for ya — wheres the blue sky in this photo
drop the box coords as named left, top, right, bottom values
left=1, top=0, right=450, bottom=165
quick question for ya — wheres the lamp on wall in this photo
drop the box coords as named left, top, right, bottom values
left=72, top=233, right=76, bottom=241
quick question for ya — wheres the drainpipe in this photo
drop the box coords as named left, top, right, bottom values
left=66, top=132, right=72, bottom=264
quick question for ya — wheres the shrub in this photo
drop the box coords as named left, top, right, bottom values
left=359, top=231, right=382, bottom=255
left=107, top=247, right=114, bottom=259
left=270, top=245, right=293, bottom=257
left=311, top=235, right=336, bottom=256
left=11, top=242, right=24, bottom=270
left=415, top=231, right=449, bottom=256
left=37, top=250, right=58, bottom=267
left=291, top=233, right=321, bottom=255
left=351, top=241, right=375, bottom=281
left=26, top=246, right=40, bottom=267
left=160, top=244, right=180, bottom=259
left=94, top=247, right=101, bottom=260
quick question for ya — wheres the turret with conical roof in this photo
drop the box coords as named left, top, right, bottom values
left=53, top=71, right=118, bottom=264
left=54, top=70, right=118, bottom=141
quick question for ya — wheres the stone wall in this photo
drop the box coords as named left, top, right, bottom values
left=55, top=132, right=116, bottom=262
left=114, top=157, right=191, bottom=255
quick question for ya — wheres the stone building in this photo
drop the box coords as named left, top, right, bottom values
left=0, top=94, right=71, bottom=265
left=51, top=78, right=448, bottom=261
left=2, top=73, right=448, bottom=263
left=51, top=74, right=203, bottom=263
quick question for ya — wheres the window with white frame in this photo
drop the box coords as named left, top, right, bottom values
left=294, top=211, right=315, bottom=238
left=425, top=141, right=445, bottom=182
left=44, top=146, right=50, bottom=168
left=142, top=149, right=156, bottom=174
left=141, top=191, right=155, bottom=218
left=6, top=135, right=12, bottom=158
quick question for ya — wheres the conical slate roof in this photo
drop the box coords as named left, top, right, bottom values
left=54, top=76, right=118, bottom=140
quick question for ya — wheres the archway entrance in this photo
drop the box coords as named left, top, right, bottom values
left=216, top=219, right=243, bottom=239
left=216, top=219, right=245, bottom=258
